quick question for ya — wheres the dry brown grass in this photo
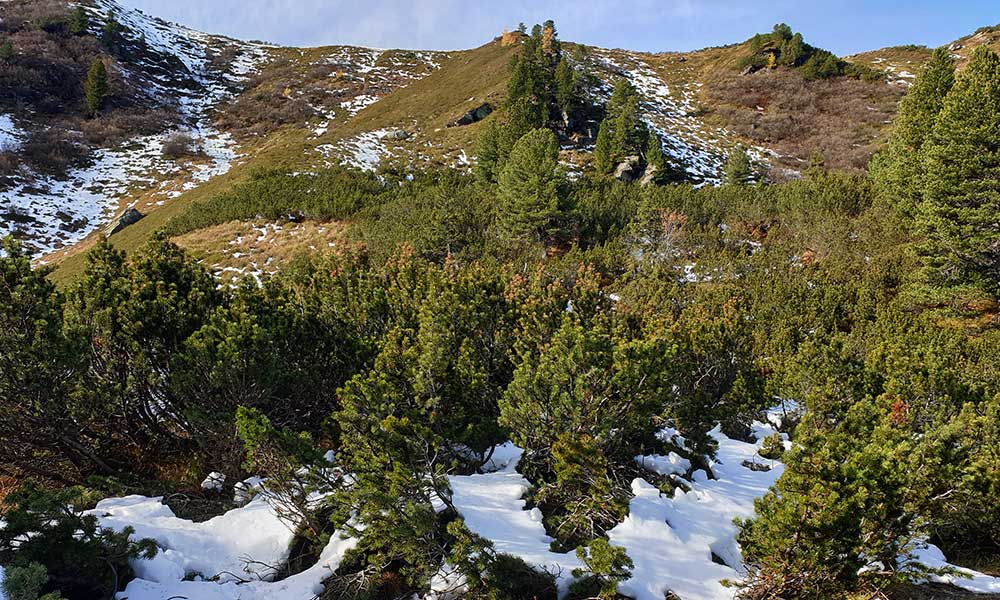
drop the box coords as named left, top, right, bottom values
left=173, top=219, right=352, bottom=281
left=702, top=67, right=903, bottom=172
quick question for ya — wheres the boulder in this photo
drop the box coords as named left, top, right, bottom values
left=448, top=103, right=493, bottom=127
left=104, top=207, right=143, bottom=237
left=639, top=164, right=660, bottom=187
left=613, top=155, right=643, bottom=182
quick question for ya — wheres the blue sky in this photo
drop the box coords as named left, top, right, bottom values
left=119, top=0, right=998, bottom=55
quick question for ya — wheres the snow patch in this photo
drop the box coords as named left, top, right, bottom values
left=90, top=494, right=357, bottom=600
left=0, top=114, right=24, bottom=152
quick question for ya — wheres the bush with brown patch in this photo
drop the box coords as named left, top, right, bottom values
left=703, top=68, right=903, bottom=173
left=162, top=131, right=201, bottom=159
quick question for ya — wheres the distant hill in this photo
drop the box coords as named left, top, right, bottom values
left=1, top=0, right=998, bottom=281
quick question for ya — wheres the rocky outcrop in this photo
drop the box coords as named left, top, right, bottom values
left=613, top=155, right=643, bottom=182
left=104, top=207, right=144, bottom=237
left=448, top=103, right=493, bottom=127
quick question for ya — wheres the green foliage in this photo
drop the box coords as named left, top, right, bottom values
left=0, top=238, right=89, bottom=481
left=0, top=484, right=157, bottom=600
left=555, top=55, right=577, bottom=117
left=738, top=23, right=880, bottom=81
left=68, top=6, right=89, bottom=36
left=476, top=20, right=583, bottom=183
left=570, top=538, right=634, bottom=600
left=758, top=433, right=785, bottom=460
left=917, top=46, right=1000, bottom=295
left=100, top=11, right=125, bottom=48
left=2, top=562, right=64, bottom=600
left=165, top=167, right=394, bottom=236
left=593, top=80, right=647, bottom=175
left=497, top=127, right=565, bottom=244
left=0, top=38, right=13, bottom=61
left=83, top=59, right=107, bottom=117
left=723, top=146, right=753, bottom=186
left=873, top=48, right=955, bottom=215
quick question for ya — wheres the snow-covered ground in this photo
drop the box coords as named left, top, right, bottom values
left=318, top=127, right=400, bottom=172
left=4, top=405, right=992, bottom=600
left=89, top=494, right=356, bottom=600
left=0, top=0, right=271, bottom=258
left=595, top=51, right=767, bottom=185
left=0, top=114, right=25, bottom=152
left=2, top=127, right=238, bottom=258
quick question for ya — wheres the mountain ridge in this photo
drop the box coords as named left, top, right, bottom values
left=0, top=0, right=997, bottom=282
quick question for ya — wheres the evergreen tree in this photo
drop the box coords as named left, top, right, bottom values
left=496, top=127, right=564, bottom=243
left=723, top=145, right=753, bottom=186
left=593, top=118, right=615, bottom=175
left=643, top=132, right=666, bottom=183
left=101, top=11, right=125, bottom=48
left=918, top=46, right=1000, bottom=293
left=778, top=32, right=806, bottom=67
left=571, top=538, right=634, bottom=600
left=84, top=59, right=108, bottom=117
left=554, top=55, right=576, bottom=123
left=873, top=48, right=955, bottom=214
left=0, top=39, right=13, bottom=62
left=593, top=80, right=645, bottom=175
left=69, top=6, right=89, bottom=36
left=0, top=239, right=91, bottom=481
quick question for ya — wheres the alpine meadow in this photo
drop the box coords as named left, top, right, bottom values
left=2, top=2, right=1000, bottom=600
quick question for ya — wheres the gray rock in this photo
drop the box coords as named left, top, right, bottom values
left=448, top=103, right=493, bottom=127
left=613, top=155, right=643, bottom=182
left=639, top=164, right=660, bottom=187
left=104, top=207, right=144, bottom=237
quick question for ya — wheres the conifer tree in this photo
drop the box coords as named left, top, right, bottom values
left=84, top=59, right=108, bottom=117
left=497, top=128, right=564, bottom=243
left=69, top=6, right=89, bottom=36
left=554, top=55, right=576, bottom=123
left=723, top=145, right=753, bottom=186
left=873, top=48, right=955, bottom=214
left=593, top=80, right=644, bottom=175
left=101, top=11, right=125, bottom=48
left=593, top=118, right=615, bottom=175
left=0, top=39, right=13, bottom=62
left=918, top=46, right=1000, bottom=292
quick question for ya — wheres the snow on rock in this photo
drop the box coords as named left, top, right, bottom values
left=449, top=445, right=585, bottom=592
left=116, top=533, right=358, bottom=600
left=635, top=451, right=691, bottom=477
left=0, top=565, right=6, bottom=600
left=201, top=472, right=226, bottom=492
left=92, top=495, right=296, bottom=583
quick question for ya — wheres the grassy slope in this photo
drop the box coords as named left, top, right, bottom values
left=47, top=25, right=1000, bottom=285
left=48, top=39, right=517, bottom=285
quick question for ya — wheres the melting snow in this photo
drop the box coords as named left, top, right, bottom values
left=0, top=114, right=24, bottom=151
left=1, top=127, right=237, bottom=257
left=90, top=494, right=357, bottom=600
left=451, top=413, right=999, bottom=600
left=1, top=1, right=270, bottom=257
left=323, top=128, right=398, bottom=172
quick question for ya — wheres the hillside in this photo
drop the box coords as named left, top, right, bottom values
left=3, top=6, right=1000, bottom=600
left=3, top=3, right=980, bottom=280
